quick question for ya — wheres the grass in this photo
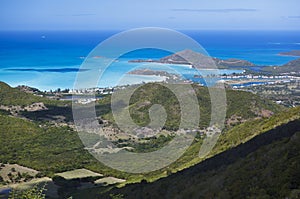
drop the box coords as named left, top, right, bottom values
left=94, top=177, right=126, bottom=185
left=101, top=83, right=284, bottom=131
left=55, top=169, right=103, bottom=180
left=210, top=105, right=300, bottom=158
left=0, top=164, right=38, bottom=183
left=0, top=82, right=67, bottom=107
left=96, top=111, right=300, bottom=199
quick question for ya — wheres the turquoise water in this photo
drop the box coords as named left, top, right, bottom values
left=0, top=30, right=299, bottom=90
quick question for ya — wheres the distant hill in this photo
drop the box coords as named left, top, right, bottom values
left=158, top=49, right=214, bottom=68
left=102, top=83, right=283, bottom=131
left=263, top=58, right=300, bottom=74
left=101, top=106, right=300, bottom=199
left=284, top=58, right=300, bottom=69
left=16, top=85, right=41, bottom=94
left=214, top=58, right=255, bottom=68
left=279, top=50, right=300, bottom=56
left=0, top=82, right=45, bottom=106
left=129, top=49, right=255, bottom=68
left=0, top=81, right=73, bottom=123
left=0, top=81, right=66, bottom=107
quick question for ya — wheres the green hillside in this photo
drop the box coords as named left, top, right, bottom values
left=102, top=83, right=283, bottom=130
left=0, top=81, right=292, bottom=198
left=0, top=82, right=52, bottom=106
left=0, top=113, right=95, bottom=175
left=0, top=81, right=74, bottom=123
left=0, top=81, right=283, bottom=129
left=0, top=82, right=284, bottom=176
left=99, top=106, right=300, bottom=199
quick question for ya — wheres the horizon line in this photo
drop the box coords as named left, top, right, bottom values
left=1, top=28, right=300, bottom=32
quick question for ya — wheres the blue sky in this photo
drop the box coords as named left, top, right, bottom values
left=0, top=0, right=299, bottom=30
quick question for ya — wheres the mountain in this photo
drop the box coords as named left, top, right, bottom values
left=158, top=49, right=213, bottom=67
left=99, top=106, right=300, bottom=199
left=213, top=58, right=255, bottom=68
left=129, top=49, right=255, bottom=68
left=262, top=58, right=300, bottom=74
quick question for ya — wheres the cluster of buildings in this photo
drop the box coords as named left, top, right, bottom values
left=222, top=74, right=299, bottom=80
left=68, top=87, right=114, bottom=95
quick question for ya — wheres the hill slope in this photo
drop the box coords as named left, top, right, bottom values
left=0, top=82, right=284, bottom=176
left=0, top=81, right=74, bottom=123
left=262, top=58, right=300, bottom=74
left=99, top=106, right=300, bottom=199
left=0, top=81, right=290, bottom=198
left=102, top=83, right=283, bottom=130
left=0, top=82, right=50, bottom=106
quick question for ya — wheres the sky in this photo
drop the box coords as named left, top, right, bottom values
left=0, top=0, right=300, bottom=30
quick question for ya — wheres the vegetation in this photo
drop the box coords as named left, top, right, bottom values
left=71, top=106, right=300, bottom=198
left=120, top=135, right=174, bottom=153
left=0, top=82, right=65, bottom=107
left=99, top=107, right=300, bottom=199
left=241, top=80, right=300, bottom=107
left=0, top=113, right=134, bottom=181
left=262, top=58, right=300, bottom=74
left=0, top=83, right=284, bottom=175
left=101, top=83, right=283, bottom=130
left=0, top=81, right=73, bottom=124
left=0, top=81, right=297, bottom=199
left=210, top=106, right=300, bottom=157
left=106, top=130, right=300, bottom=199
left=8, top=183, right=46, bottom=199
left=20, top=105, right=73, bottom=123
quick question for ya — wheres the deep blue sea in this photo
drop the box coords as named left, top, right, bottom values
left=0, top=30, right=299, bottom=90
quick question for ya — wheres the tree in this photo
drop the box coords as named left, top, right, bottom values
left=109, top=193, right=125, bottom=199
left=8, top=183, right=46, bottom=199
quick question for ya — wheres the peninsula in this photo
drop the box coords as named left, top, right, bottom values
left=129, top=49, right=255, bottom=69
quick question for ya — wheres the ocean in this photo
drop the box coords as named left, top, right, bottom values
left=0, top=30, right=299, bottom=90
